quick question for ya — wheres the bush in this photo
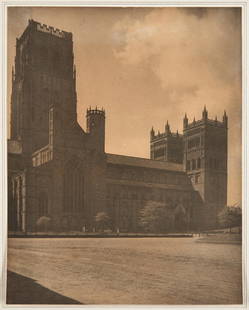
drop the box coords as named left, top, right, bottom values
left=218, top=206, right=242, bottom=232
left=139, top=201, right=174, bottom=233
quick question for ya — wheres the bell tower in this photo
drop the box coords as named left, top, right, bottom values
left=183, top=107, right=228, bottom=223
left=150, top=121, right=183, bottom=163
left=10, top=19, right=76, bottom=155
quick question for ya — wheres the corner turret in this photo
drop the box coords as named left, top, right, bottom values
left=150, top=127, right=155, bottom=140
left=183, top=113, right=188, bottom=129
left=86, top=107, right=105, bottom=153
left=165, top=121, right=171, bottom=136
left=223, top=110, right=228, bottom=127
left=202, top=105, right=208, bottom=120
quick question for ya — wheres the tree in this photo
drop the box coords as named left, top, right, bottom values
left=174, top=202, right=188, bottom=232
left=95, top=212, right=111, bottom=232
left=139, top=201, right=174, bottom=233
left=218, top=206, right=242, bottom=232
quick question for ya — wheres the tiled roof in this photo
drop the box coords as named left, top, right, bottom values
left=106, top=153, right=183, bottom=172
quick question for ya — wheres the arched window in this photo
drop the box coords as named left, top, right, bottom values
left=192, top=159, right=196, bottom=170
left=63, top=159, right=84, bottom=213
left=186, top=160, right=190, bottom=171
left=39, top=192, right=48, bottom=216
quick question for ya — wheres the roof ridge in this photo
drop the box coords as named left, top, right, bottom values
left=106, top=153, right=183, bottom=172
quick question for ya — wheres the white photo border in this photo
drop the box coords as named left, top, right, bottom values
left=0, top=1, right=248, bottom=309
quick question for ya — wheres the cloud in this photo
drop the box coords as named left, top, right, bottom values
left=112, top=8, right=241, bottom=115
left=112, top=8, right=242, bottom=204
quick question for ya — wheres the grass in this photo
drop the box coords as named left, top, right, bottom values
left=7, top=237, right=242, bottom=305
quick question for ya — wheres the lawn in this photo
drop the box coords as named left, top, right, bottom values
left=6, top=237, right=242, bottom=305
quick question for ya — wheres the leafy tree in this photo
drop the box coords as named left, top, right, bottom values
left=174, top=203, right=188, bottom=232
left=139, top=201, right=174, bottom=233
left=218, top=206, right=242, bottom=232
left=95, top=212, right=111, bottom=232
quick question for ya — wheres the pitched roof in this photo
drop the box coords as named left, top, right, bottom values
left=106, top=153, right=183, bottom=172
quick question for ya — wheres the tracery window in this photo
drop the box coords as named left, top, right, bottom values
left=192, top=159, right=196, bottom=170
left=38, top=192, right=48, bottom=216
left=63, top=159, right=84, bottom=213
left=186, top=160, right=190, bottom=171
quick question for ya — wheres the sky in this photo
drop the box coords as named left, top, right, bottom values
left=7, top=7, right=242, bottom=205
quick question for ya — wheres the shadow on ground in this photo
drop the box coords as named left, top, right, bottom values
left=6, top=270, right=82, bottom=305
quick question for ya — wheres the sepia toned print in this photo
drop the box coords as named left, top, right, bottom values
left=7, top=7, right=242, bottom=305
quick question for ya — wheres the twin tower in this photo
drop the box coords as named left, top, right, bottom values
left=150, top=106, right=228, bottom=209
left=87, top=103, right=228, bottom=211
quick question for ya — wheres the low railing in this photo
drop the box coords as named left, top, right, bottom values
left=32, top=145, right=53, bottom=167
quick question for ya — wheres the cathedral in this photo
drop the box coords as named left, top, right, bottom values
left=8, top=20, right=228, bottom=233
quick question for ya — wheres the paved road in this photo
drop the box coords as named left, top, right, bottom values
left=7, top=237, right=242, bottom=305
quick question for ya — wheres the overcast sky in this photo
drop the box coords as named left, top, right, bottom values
left=7, top=7, right=242, bottom=205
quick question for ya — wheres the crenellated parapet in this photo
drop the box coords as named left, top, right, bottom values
left=19, top=19, right=72, bottom=42
left=183, top=107, right=228, bottom=131
left=86, top=106, right=105, bottom=118
left=36, top=22, right=72, bottom=39
left=86, top=106, right=106, bottom=153
left=151, top=131, right=183, bottom=142
left=150, top=121, right=182, bottom=142
left=150, top=121, right=183, bottom=163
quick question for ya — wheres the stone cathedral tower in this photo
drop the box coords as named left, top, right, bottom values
left=150, top=122, right=183, bottom=163
left=183, top=107, right=228, bottom=226
left=149, top=106, right=228, bottom=228
left=10, top=19, right=77, bottom=155
left=8, top=20, right=106, bottom=232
